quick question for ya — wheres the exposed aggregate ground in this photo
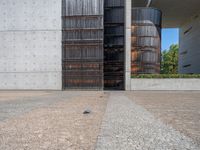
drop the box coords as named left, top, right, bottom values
left=0, top=91, right=200, bottom=150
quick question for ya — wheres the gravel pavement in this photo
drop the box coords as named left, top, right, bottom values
left=0, top=91, right=107, bottom=150
left=0, top=91, right=83, bottom=121
left=126, top=91, right=200, bottom=146
left=96, top=92, right=200, bottom=150
left=0, top=91, right=200, bottom=150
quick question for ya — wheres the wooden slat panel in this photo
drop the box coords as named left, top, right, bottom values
left=62, top=0, right=104, bottom=90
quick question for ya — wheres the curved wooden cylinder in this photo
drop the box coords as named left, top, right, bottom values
left=132, top=8, right=162, bottom=74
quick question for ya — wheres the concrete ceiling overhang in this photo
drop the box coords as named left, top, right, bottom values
left=132, top=0, right=200, bottom=28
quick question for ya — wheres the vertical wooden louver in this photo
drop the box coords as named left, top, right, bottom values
left=62, top=0, right=104, bottom=89
left=131, top=8, right=162, bottom=74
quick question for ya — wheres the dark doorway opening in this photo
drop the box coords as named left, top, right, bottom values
left=104, top=0, right=125, bottom=90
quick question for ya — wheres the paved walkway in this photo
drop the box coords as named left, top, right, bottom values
left=96, top=92, right=200, bottom=150
left=0, top=91, right=83, bottom=121
left=0, top=91, right=107, bottom=150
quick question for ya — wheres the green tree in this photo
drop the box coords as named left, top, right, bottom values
left=161, top=44, right=179, bottom=74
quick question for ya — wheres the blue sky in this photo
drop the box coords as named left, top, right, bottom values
left=161, top=28, right=179, bottom=51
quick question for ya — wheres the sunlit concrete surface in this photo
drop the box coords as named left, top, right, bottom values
left=0, top=91, right=200, bottom=149
left=0, top=0, right=62, bottom=90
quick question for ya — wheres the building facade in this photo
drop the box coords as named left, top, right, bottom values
left=0, top=0, right=199, bottom=90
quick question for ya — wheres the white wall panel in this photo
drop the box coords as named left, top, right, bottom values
left=0, top=0, right=62, bottom=90
left=179, top=14, right=200, bottom=74
left=0, top=72, right=61, bottom=90
left=0, top=0, right=61, bottom=31
left=131, top=79, right=200, bottom=91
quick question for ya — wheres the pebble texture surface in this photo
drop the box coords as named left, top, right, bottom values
left=0, top=91, right=107, bottom=150
left=0, top=92, right=80, bottom=121
left=0, top=91, right=200, bottom=149
left=96, top=92, right=200, bottom=150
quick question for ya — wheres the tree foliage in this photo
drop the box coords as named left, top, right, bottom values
left=161, top=44, right=179, bottom=74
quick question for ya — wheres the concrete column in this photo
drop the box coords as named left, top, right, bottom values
left=125, top=0, right=132, bottom=90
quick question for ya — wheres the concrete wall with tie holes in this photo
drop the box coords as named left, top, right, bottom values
left=0, top=0, right=62, bottom=90
left=179, top=13, right=200, bottom=74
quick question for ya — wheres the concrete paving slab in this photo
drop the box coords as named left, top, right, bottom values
left=96, top=92, right=200, bottom=150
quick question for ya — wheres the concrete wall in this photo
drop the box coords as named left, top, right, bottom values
left=0, top=0, right=62, bottom=90
left=125, top=0, right=132, bottom=90
left=179, top=13, right=200, bottom=74
left=131, top=79, right=200, bottom=91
